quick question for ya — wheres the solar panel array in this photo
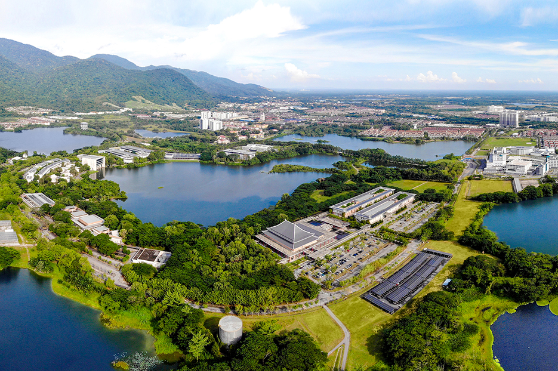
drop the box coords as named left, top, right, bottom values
left=364, top=249, right=452, bottom=314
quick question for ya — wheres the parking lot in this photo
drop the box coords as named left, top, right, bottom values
left=295, top=231, right=395, bottom=284
left=389, top=202, right=439, bottom=233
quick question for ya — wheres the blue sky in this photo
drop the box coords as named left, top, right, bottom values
left=1, top=0, right=558, bottom=90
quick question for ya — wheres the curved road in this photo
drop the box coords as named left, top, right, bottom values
left=324, top=304, right=350, bottom=371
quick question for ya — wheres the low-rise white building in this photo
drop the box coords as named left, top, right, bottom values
left=131, top=248, right=172, bottom=268
left=77, top=154, right=106, bottom=171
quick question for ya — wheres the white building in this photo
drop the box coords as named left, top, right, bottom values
left=487, top=105, right=505, bottom=113
left=487, top=147, right=507, bottom=167
left=499, top=111, right=519, bottom=128
left=77, top=154, right=106, bottom=171
left=131, top=248, right=172, bottom=268
left=208, top=119, right=223, bottom=131
left=80, top=122, right=89, bottom=130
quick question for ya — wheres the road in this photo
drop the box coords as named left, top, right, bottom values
left=459, top=159, right=478, bottom=181
left=324, top=304, right=350, bottom=371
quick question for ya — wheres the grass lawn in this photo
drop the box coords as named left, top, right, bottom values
left=481, top=137, right=535, bottom=150
left=468, top=180, right=513, bottom=198
left=476, top=150, right=489, bottom=156
left=310, top=189, right=351, bottom=203
left=203, top=307, right=344, bottom=353
left=445, top=181, right=482, bottom=236
left=386, top=179, right=452, bottom=192
left=329, top=295, right=392, bottom=369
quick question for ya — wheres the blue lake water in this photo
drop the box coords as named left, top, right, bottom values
left=135, top=130, right=189, bottom=138
left=0, top=127, right=105, bottom=155
left=492, top=303, right=558, bottom=371
left=103, top=154, right=344, bottom=226
left=273, top=134, right=473, bottom=161
left=0, top=268, right=155, bottom=371
left=483, top=196, right=558, bottom=255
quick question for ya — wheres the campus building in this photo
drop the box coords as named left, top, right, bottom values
left=330, top=187, right=395, bottom=218
left=255, top=220, right=337, bottom=262
left=131, top=248, right=172, bottom=268
left=21, top=193, right=55, bottom=209
left=77, top=154, right=106, bottom=171
left=354, top=192, right=416, bottom=224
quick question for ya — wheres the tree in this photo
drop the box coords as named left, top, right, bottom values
left=188, top=330, right=210, bottom=361
left=104, top=214, right=119, bottom=230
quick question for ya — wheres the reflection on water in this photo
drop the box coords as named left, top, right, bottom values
left=103, top=154, right=344, bottom=226
left=0, top=268, right=155, bottom=371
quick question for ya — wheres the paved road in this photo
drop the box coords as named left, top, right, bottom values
left=324, top=304, right=350, bottom=371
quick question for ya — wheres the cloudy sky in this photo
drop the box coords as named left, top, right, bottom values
left=1, top=0, right=557, bottom=90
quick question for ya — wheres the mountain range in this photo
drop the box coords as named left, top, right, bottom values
left=0, top=38, right=273, bottom=111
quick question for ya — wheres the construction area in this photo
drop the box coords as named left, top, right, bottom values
left=363, top=249, right=452, bottom=314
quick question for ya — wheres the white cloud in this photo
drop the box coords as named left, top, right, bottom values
left=521, top=7, right=558, bottom=27
left=452, top=72, right=466, bottom=83
left=519, top=78, right=543, bottom=84
left=417, top=71, right=446, bottom=83
left=284, top=63, right=320, bottom=82
left=476, top=77, right=496, bottom=83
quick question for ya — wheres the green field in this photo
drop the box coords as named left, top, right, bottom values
left=203, top=307, right=344, bottom=353
left=446, top=181, right=483, bottom=235
left=310, top=189, right=351, bottom=203
left=386, top=179, right=452, bottom=192
left=480, top=137, right=535, bottom=150
left=468, top=180, right=513, bottom=198
left=329, top=294, right=391, bottom=369
left=476, top=150, right=489, bottom=156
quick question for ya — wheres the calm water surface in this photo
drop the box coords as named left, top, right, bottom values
left=492, top=303, right=558, bottom=371
left=274, top=134, right=473, bottom=161
left=0, top=268, right=155, bottom=371
left=103, top=154, right=343, bottom=226
left=135, top=130, right=189, bottom=138
left=483, top=196, right=558, bottom=254
left=0, top=127, right=105, bottom=155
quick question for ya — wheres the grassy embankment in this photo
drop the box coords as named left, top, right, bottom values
left=8, top=245, right=179, bottom=355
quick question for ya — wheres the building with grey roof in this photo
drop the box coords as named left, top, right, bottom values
left=131, top=248, right=172, bottom=268
left=21, top=193, right=56, bottom=209
left=355, top=192, right=416, bottom=224
left=330, top=187, right=395, bottom=217
left=0, top=220, right=19, bottom=245
left=255, top=220, right=336, bottom=262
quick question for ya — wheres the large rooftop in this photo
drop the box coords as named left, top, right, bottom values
left=261, top=220, right=322, bottom=251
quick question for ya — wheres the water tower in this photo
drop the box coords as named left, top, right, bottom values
left=218, top=315, right=243, bottom=345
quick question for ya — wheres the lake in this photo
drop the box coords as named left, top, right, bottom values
left=103, top=154, right=344, bottom=226
left=0, top=127, right=105, bottom=155
left=135, top=130, right=189, bottom=138
left=492, top=303, right=558, bottom=371
left=483, top=196, right=558, bottom=255
left=273, top=134, right=473, bottom=161
left=0, top=268, right=155, bottom=371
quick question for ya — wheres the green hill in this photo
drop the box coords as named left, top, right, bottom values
left=91, top=54, right=274, bottom=97
left=0, top=57, right=214, bottom=110
left=0, top=38, right=78, bottom=71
